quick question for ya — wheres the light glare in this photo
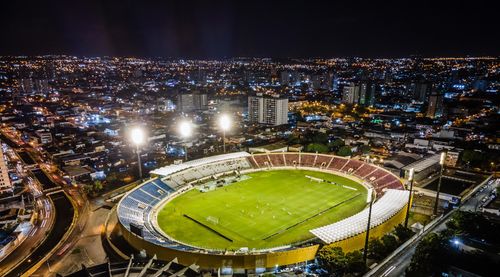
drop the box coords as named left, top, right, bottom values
left=130, top=127, right=144, bottom=145
left=179, top=121, right=192, bottom=138
left=219, top=114, right=231, bottom=131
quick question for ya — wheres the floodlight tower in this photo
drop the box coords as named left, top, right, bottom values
left=219, top=114, right=231, bottom=153
left=433, top=152, right=446, bottom=215
left=179, top=121, right=193, bottom=161
left=404, top=168, right=415, bottom=227
left=363, top=188, right=374, bottom=264
left=130, top=127, right=145, bottom=180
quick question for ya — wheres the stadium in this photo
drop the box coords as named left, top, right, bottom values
left=115, top=152, right=409, bottom=273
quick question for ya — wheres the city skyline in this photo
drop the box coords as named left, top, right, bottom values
left=0, top=1, right=498, bottom=277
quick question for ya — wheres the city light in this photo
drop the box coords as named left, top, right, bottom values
left=439, top=152, right=446, bottom=165
left=219, top=114, right=231, bottom=153
left=408, top=168, right=414, bottom=181
left=130, top=127, right=145, bottom=145
left=130, top=127, right=145, bottom=179
left=178, top=121, right=193, bottom=138
left=219, top=114, right=231, bottom=131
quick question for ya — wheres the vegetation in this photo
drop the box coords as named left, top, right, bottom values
left=368, top=225, right=414, bottom=260
left=83, top=180, right=104, bottom=196
left=305, top=143, right=329, bottom=153
left=158, top=170, right=367, bottom=250
left=317, top=245, right=366, bottom=276
left=337, top=146, right=353, bottom=157
left=359, top=144, right=371, bottom=154
left=317, top=224, right=414, bottom=276
left=407, top=211, right=500, bottom=276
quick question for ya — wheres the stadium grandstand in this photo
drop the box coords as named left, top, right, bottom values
left=115, top=152, right=409, bottom=270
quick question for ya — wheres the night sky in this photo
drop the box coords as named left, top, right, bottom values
left=1, top=0, right=498, bottom=58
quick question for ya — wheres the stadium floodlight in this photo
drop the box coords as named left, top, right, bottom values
left=130, top=127, right=145, bottom=179
left=178, top=120, right=193, bottom=160
left=131, top=127, right=145, bottom=145
left=439, top=152, right=446, bottom=165
left=179, top=121, right=193, bottom=138
left=434, top=152, right=447, bottom=215
left=408, top=167, right=415, bottom=181
left=218, top=114, right=231, bottom=153
left=404, top=168, right=415, bottom=227
left=366, top=188, right=373, bottom=203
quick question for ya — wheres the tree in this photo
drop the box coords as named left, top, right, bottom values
left=394, top=224, right=414, bottom=243
left=93, top=180, right=103, bottom=191
left=312, top=132, right=329, bottom=144
left=345, top=250, right=367, bottom=274
left=406, top=232, right=449, bottom=276
left=329, top=138, right=345, bottom=149
left=306, top=143, right=329, bottom=153
left=381, top=234, right=399, bottom=254
left=317, top=245, right=348, bottom=275
left=337, top=146, right=352, bottom=157
left=368, top=238, right=386, bottom=260
left=359, top=144, right=371, bottom=154
left=461, top=149, right=484, bottom=166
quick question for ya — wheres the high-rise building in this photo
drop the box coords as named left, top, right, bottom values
left=18, top=78, right=50, bottom=95
left=248, top=94, right=288, bottom=126
left=176, top=92, right=208, bottom=112
left=410, top=82, right=432, bottom=102
left=280, top=71, right=292, bottom=86
left=332, top=74, right=340, bottom=92
left=0, top=146, right=11, bottom=193
left=359, top=82, right=376, bottom=106
left=426, top=93, right=443, bottom=118
left=342, top=83, right=360, bottom=104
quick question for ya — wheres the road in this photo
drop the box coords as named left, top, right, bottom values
left=0, top=196, right=55, bottom=276
left=0, top=129, right=90, bottom=277
left=368, top=179, right=496, bottom=277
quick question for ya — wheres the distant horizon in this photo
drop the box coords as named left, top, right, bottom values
left=2, top=54, right=498, bottom=60
left=1, top=1, right=498, bottom=58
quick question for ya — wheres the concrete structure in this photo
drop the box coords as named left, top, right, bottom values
left=248, top=94, right=288, bottom=126
left=0, top=147, right=11, bottom=193
left=426, top=93, right=443, bottom=118
left=176, top=92, right=208, bottom=112
left=116, top=152, right=407, bottom=271
left=342, top=83, right=360, bottom=104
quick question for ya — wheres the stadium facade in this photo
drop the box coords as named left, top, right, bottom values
left=114, top=152, right=409, bottom=272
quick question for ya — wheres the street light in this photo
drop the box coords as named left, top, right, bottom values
left=433, top=152, right=446, bottom=215
left=363, top=188, right=374, bottom=264
left=130, top=127, right=145, bottom=180
left=404, top=168, right=415, bottom=227
left=219, top=114, right=231, bottom=153
left=178, top=121, right=192, bottom=161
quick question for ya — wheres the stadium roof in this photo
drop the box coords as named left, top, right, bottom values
left=310, top=189, right=409, bottom=244
left=65, top=256, right=200, bottom=277
left=150, top=152, right=250, bottom=177
left=401, top=154, right=440, bottom=172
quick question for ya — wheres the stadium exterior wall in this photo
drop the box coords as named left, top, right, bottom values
left=117, top=152, right=409, bottom=270
left=118, top=204, right=407, bottom=270
left=119, top=221, right=319, bottom=269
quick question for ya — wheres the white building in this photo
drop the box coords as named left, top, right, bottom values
left=248, top=94, right=288, bottom=126
left=342, top=83, right=360, bottom=104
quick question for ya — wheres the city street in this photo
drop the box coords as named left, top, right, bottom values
left=367, top=180, right=496, bottom=277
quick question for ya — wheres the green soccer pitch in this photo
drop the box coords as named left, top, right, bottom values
left=156, top=169, right=368, bottom=250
